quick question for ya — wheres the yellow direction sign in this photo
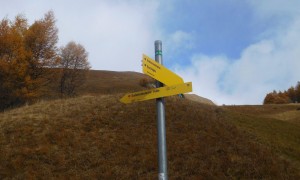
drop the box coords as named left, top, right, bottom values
left=142, top=54, right=184, bottom=86
left=120, top=82, right=192, bottom=104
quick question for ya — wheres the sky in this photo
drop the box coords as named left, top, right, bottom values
left=1, top=0, right=300, bottom=105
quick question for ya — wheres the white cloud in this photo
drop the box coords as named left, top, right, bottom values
left=161, top=30, right=194, bottom=61
left=55, top=0, right=160, bottom=71
left=247, top=0, right=300, bottom=19
left=0, top=0, right=160, bottom=71
left=167, top=30, right=194, bottom=49
left=175, top=14, right=300, bottom=105
left=174, top=55, right=230, bottom=104
left=2, top=0, right=300, bottom=105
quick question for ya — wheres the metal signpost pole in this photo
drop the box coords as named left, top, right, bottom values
left=155, top=40, right=168, bottom=180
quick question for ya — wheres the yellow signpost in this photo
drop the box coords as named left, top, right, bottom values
left=120, top=82, right=192, bottom=104
left=120, top=41, right=193, bottom=180
left=142, top=54, right=184, bottom=86
left=120, top=53, right=192, bottom=104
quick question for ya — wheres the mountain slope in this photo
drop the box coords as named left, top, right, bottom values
left=184, top=94, right=215, bottom=105
left=223, top=104, right=300, bottom=171
left=1, top=94, right=299, bottom=179
left=78, top=70, right=147, bottom=95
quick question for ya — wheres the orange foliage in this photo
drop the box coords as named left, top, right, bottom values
left=1, top=11, right=92, bottom=110
left=263, top=82, right=300, bottom=104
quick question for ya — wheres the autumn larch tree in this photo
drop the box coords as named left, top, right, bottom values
left=295, top=82, right=300, bottom=103
left=263, top=92, right=276, bottom=104
left=0, top=11, right=90, bottom=110
left=263, top=82, right=300, bottom=104
left=58, top=41, right=90, bottom=97
left=0, top=11, right=59, bottom=110
left=0, top=15, right=31, bottom=109
left=24, top=11, right=59, bottom=97
left=287, top=86, right=296, bottom=103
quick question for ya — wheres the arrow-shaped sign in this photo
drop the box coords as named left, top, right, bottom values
left=142, top=54, right=184, bottom=86
left=120, top=82, right=192, bottom=104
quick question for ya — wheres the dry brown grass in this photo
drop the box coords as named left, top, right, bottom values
left=224, top=104, right=300, bottom=126
left=184, top=94, right=215, bottom=106
left=1, top=94, right=299, bottom=179
left=1, top=70, right=300, bottom=179
left=223, top=104, right=300, bottom=174
left=77, top=70, right=147, bottom=95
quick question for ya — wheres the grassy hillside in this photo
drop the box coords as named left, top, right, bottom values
left=223, top=104, right=300, bottom=172
left=78, top=70, right=147, bottom=95
left=184, top=94, right=215, bottom=106
left=0, top=70, right=300, bottom=179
